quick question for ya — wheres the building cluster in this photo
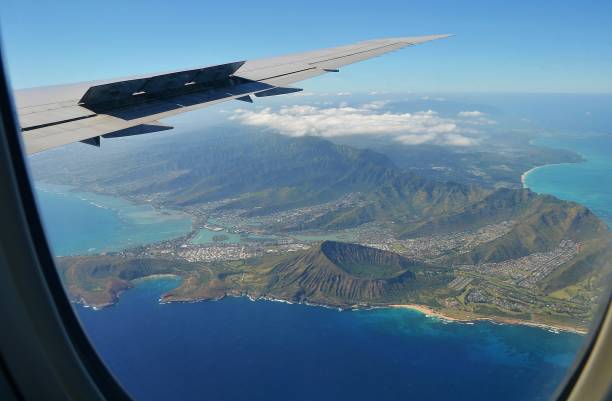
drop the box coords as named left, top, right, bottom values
left=185, top=193, right=366, bottom=234
left=447, top=276, right=474, bottom=291
left=462, top=240, right=580, bottom=288
left=178, top=245, right=260, bottom=262
left=384, top=221, right=516, bottom=261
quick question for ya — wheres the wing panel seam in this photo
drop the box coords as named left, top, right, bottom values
left=21, top=114, right=97, bottom=132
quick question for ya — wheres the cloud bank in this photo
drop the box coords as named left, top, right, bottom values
left=458, top=110, right=484, bottom=117
left=231, top=102, right=488, bottom=147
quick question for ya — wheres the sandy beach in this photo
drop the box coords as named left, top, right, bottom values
left=390, top=304, right=588, bottom=335
left=520, top=167, right=538, bottom=187
left=521, top=162, right=577, bottom=188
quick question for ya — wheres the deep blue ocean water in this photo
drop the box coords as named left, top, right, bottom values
left=78, top=279, right=581, bottom=401
left=33, top=132, right=612, bottom=401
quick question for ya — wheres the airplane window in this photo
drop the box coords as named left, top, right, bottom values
left=2, top=2, right=611, bottom=401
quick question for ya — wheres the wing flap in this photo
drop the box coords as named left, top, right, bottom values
left=102, top=122, right=173, bottom=139
left=255, top=87, right=303, bottom=97
left=16, top=34, right=452, bottom=155
left=19, top=105, right=95, bottom=131
left=23, top=114, right=174, bottom=154
left=79, top=61, right=246, bottom=113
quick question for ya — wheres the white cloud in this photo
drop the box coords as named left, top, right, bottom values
left=231, top=103, right=486, bottom=147
left=458, top=110, right=497, bottom=126
left=395, top=133, right=437, bottom=145
left=465, top=118, right=497, bottom=126
left=361, top=100, right=389, bottom=110
left=395, top=133, right=475, bottom=147
left=336, top=92, right=352, bottom=96
left=290, top=91, right=316, bottom=97
left=458, top=110, right=485, bottom=117
left=421, top=96, right=446, bottom=101
left=443, top=133, right=477, bottom=146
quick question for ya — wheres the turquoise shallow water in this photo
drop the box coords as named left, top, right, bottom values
left=525, top=134, right=612, bottom=227
left=191, top=227, right=242, bottom=244
left=34, top=183, right=193, bottom=256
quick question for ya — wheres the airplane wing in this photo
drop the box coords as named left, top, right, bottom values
left=14, top=34, right=451, bottom=155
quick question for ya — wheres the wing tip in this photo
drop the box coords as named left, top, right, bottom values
left=369, top=34, right=454, bottom=46
left=405, top=34, right=455, bottom=44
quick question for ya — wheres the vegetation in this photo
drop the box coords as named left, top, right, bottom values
left=42, top=130, right=611, bottom=331
left=58, top=241, right=451, bottom=308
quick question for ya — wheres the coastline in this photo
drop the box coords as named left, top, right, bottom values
left=521, top=162, right=576, bottom=188
left=35, top=181, right=195, bottom=256
left=389, top=304, right=587, bottom=335
left=49, top=179, right=593, bottom=335
left=76, top=281, right=588, bottom=334
left=520, top=167, right=538, bottom=188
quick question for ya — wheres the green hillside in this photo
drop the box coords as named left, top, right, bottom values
left=41, top=129, right=611, bottom=330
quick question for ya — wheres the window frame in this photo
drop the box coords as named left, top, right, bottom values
left=0, top=43, right=610, bottom=401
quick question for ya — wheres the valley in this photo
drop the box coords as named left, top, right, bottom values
left=34, top=129, right=611, bottom=332
left=56, top=187, right=610, bottom=333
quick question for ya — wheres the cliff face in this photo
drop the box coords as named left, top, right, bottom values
left=54, top=242, right=445, bottom=309
left=56, top=255, right=197, bottom=308
left=252, top=241, right=436, bottom=306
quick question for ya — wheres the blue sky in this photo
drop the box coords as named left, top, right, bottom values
left=1, top=0, right=611, bottom=93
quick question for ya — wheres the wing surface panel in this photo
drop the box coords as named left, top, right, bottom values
left=16, top=34, right=451, bottom=154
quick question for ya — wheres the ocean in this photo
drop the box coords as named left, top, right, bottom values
left=31, top=181, right=595, bottom=401
left=524, top=134, right=612, bottom=228
left=34, top=183, right=193, bottom=256
left=78, top=279, right=581, bottom=401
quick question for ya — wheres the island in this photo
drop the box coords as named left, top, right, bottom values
left=32, top=129, right=610, bottom=334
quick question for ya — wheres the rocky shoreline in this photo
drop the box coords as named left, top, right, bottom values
left=389, top=304, right=588, bottom=335
left=74, top=274, right=589, bottom=336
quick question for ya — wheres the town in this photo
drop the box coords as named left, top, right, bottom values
left=114, top=195, right=579, bottom=292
